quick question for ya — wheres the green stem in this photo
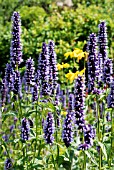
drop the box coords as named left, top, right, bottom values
left=96, top=96, right=102, bottom=170
left=83, top=151, right=86, bottom=170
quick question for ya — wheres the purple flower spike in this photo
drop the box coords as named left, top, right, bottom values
left=98, top=21, right=108, bottom=63
left=13, top=71, right=21, bottom=95
left=62, top=112, right=74, bottom=147
left=32, top=84, right=38, bottom=102
left=1, top=77, right=7, bottom=107
left=87, top=33, right=97, bottom=93
left=74, top=76, right=85, bottom=130
left=48, top=40, right=58, bottom=94
left=43, top=112, right=55, bottom=144
left=4, top=158, right=13, bottom=170
left=38, top=42, right=50, bottom=96
left=107, top=77, right=114, bottom=108
left=5, top=63, right=14, bottom=92
left=25, top=57, right=35, bottom=86
left=10, top=11, right=23, bottom=67
left=21, top=118, right=30, bottom=141
left=102, top=58, right=113, bottom=86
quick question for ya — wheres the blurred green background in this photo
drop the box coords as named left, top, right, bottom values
left=0, top=0, right=114, bottom=75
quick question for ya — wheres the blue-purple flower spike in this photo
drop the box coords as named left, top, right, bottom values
left=39, top=42, right=50, bottom=96
left=32, top=84, right=38, bottom=102
left=5, top=63, right=14, bottom=92
left=107, top=77, right=114, bottom=108
left=21, top=118, right=30, bottom=141
left=98, top=21, right=108, bottom=63
left=1, top=77, right=7, bottom=107
left=10, top=11, right=23, bottom=67
left=62, top=111, right=74, bottom=147
left=74, top=76, right=85, bottom=130
left=13, top=71, right=21, bottom=96
left=24, top=57, right=35, bottom=86
left=48, top=40, right=58, bottom=95
left=4, top=158, right=13, bottom=170
left=102, top=58, right=113, bottom=86
left=43, top=112, right=55, bottom=144
left=87, top=33, right=97, bottom=93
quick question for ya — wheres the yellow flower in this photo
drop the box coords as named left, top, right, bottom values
left=61, top=111, right=67, bottom=116
left=64, top=51, right=73, bottom=59
left=63, top=63, right=70, bottom=69
left=57, top=63, right=63, bottom=71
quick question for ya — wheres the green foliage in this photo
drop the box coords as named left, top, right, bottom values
left=0, top=0, right=114, bottom=74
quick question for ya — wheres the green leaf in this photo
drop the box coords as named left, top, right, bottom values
left=98, top=141, right=107, bottom=160
left=85, top=150, right=98, bottom=166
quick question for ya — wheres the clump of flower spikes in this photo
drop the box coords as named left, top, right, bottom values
left=4, top=158, right=13, bottom=170
left=78, top=124, right=96, bottom=150
left=48, top=40, right=58, bottom=95
left=24, top=57, right=35, bottom=86
left=98, top=21, right=108, bottom=63
left=74, top=75, right=85, bottom=130
left=107, top=77, right=114, bottom=108
left=21, top=118, right=30, bottom=141
left=38, top=42, right=50, bottom=96
left=87, top=33, right=97, bottom=93
left=43, top=112, right=55, bottom=144
left=10, top=11, right=23, bottom=68
left=62, top=93, right=74, bottom=147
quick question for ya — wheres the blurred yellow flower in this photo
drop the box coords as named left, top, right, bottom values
left=65, top=69, right=86, bottom=83
left=57, top=63, right=63, bottom=70
left=61, top=111, right=67, bottom=116
left=57, top=62, right=70, bottom=70
left=64, top=48, right=88, bottom=61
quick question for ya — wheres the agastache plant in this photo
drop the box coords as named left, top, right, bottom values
left=24, top=57, right=35, bottom=87
left=39, top=42, right=50, bottom=96
left=98, top=21, right=108, bottom=63
left=62, top=111, right=74, bottom=147
left=87, top=33, right=97, bottom=93
left=5, top=63, right=14, bottom=92
left=13, top=71, right=21, bottom=97
left=74, top=76, right=85, bottom=130
left=43, top=112, right=55, bottom=144
left=1, top=77, right=7, bottom=107
left=10, top=11, right=23, bottom=68
left=21, top=118, right=30, bottom=141
left=48, top=40, right=58, bottom=95
left=107, top=77, right=114, bottom=108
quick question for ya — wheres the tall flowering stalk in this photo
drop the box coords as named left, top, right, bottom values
left=48, top=40, right=58, bottom=95
left=21, top=118, right=30, bottom=141
left=74, top=76, right=85, bottom=130
left=39, top=42, right=50, bottom=96
left=87, top=33, right=97, bottom=93
left=1, top=77, right=7, bottom=107
left=5, top=63, right=14, bottom=92
left=98, top=21, right=108, bottom=63
left=10, top=11, right=23, bottom=68
left=43, top=112, right=55, bottom=144
left=13, top=71, right=22, bottom=97
left=62, top=111, right=74, bottom=147
left=24, top=57, right=35, bottom=88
